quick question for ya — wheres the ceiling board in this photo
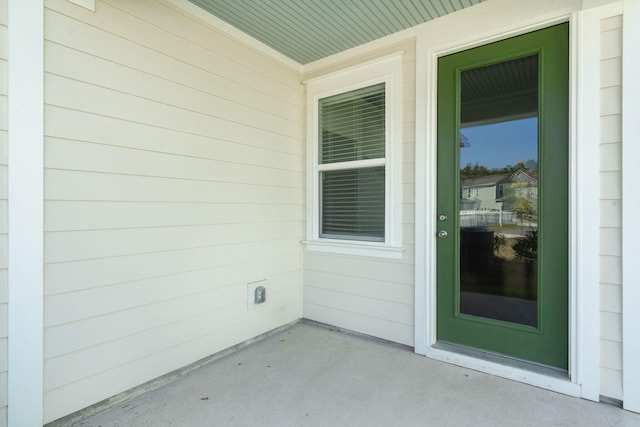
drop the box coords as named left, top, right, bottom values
left=188, top=0, right=486, bottom=64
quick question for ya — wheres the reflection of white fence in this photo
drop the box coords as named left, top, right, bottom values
left=460, top=210, right=516, bottom=227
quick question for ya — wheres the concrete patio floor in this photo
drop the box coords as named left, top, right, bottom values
left=66, top=321, right=640, bottom=427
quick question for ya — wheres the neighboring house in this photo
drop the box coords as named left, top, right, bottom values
left=461, top=170, right=538, bottom=212
left=3, top=0, right=639, bottom=425
left=461, top=173, right=511, bottom=211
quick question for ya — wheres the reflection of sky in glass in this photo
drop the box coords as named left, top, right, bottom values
left=461, top=117, right=538, bottom=170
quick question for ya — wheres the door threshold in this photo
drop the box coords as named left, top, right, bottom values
left=426, top=341, right=581, bottom=397
left=434, top=341, right=567, bottom=379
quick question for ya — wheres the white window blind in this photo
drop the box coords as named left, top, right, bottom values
left=318, top=83, right=386, bottom=241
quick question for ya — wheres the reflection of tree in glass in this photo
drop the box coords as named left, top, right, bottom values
left=460, top=160, right=537, bottom=180
left=513, top=196, right=535, bottom=223
left=493, top=233, right=507, bottom=252
left=513, top=229, right=537, bottom=263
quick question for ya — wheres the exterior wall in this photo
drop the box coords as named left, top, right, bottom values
left=598, top=13, right=623, bottom=400
left=302, top=42, right=416, bottom=346
left=42, top=0, right=303, bottom=422
left=0, top=0, right=6, bottom=424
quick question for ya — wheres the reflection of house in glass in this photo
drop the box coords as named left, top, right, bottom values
left=461, top=170, right=538, bottom=214
left=461, top=173, right=510, bottom=211
left=501, top=170, right=538, bottom=214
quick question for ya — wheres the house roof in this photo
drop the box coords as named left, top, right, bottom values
left=187, top=0, right=486, bottom=65
left=511, top=169, right=537, bottom=185
left=462, top=173, right=510, bottom=188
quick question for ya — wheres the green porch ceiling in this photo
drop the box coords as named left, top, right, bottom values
left=188, top=0, right=486, bottom=64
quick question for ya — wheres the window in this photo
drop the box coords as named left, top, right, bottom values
left=305, top=53, right=403, bottom=258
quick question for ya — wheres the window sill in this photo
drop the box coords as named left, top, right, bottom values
left=303, top=239, right=404, bottom=259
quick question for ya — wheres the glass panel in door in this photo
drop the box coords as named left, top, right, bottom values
left=458, top=55, right=539, bottom=327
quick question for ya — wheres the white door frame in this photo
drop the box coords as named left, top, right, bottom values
left=414, top=0, right=608, bottom=400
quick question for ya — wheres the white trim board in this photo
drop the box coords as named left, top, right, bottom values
left=414, top=1, right=604, bottom=400
left=622, top=0, right=640, bottom=414
left=7, top=0, right=45, bottom=425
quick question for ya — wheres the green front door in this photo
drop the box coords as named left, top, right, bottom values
left=436, top=24, right=569, bottom=369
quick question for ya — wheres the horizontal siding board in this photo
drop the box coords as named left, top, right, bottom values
left=600, top=367, right=623, bottom=400
left=599, top=27, right=622, bottom=60
left=599, top=86, right=622, bottom=116
left=600, top=311, right=622, bottom=342
left=45, top=284, right=300, bottom=391
left=45, top=273, right=300, bottom=360
left=304, top=269, right=413, bottom=306
left=0, top=203, right=5, bottom=233
left=303, top=287, right=413, bottom=326
left=45, top=255, right=300, bottom=324
left=0, top=338, right=5, bottom=371
left=599, top=199, right=621, bottom=228
left=304, top=303, right=413, bottom=346
left=303, top=253, right=414, bottom=285
left=599, top=142, right=621, bottom=171
left=403, top=183, right=415, bottom=204
left=45, top=239, right=300, bottom=294
left=403, top=139, right=415, bottom=162
left=403, top=162, right=416, bottom=184
left=44, top=42, right=301, bottom=131
left=600, top=57, right=622, bottom=88
left=0, top=270, right=6, bottom=304
left=45, top=106, right=302, bottom=160
left=0, top=96, right=5, bottom=131
left=0, top=235, right=5, bottom=269
left=98, top=0, right=301, bottom=86
left=45, top=74, right=301, bottom=142
left=0, top=372, right=5, bottom=407
left=43, top=7, right=301, bottom=106
left=45, top=139, right=302, bottom=188
left=599, top=228, right=622, bottom=257
left=403, top=224, right=416, bottom=244
left=599, top=171, right=621, bottom=199
left=45, top=170, right=304, bottom=204
left=600, top=255, right=622, bottom=285
left=600, top=114, right=621, bottom=144
left=0, top=60, right=6, bottom=95
left=45, top=222, right=301, bottom=263
left=600, top=283, right=622, bottom=314
left=0, top=26, right=6, bottom=60
left=45, top=288, right=242, bottom=358
left=600, top=14, right=622, bottom=31
left=0, top=305, right=4, bottom=337
left=44, top=304, right=300, bottom=423
left=600, top=339, right=622, bottom=371
left=45, top=201, right=303, bottom=232
left=0, top=132, right=6, bottom=165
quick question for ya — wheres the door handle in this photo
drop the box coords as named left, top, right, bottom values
left=438, top=230, right=448, bottom=239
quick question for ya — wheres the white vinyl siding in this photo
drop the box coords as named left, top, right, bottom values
left=0, top=0, right=7, bottom=423
left=303, top=43, right=415, bottom=346
left=43, top=0, right=303, bottom=422
left=598, top=14, right=623, bottom=400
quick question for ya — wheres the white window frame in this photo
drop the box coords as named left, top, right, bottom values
left=304, top=52, right=403, bottom=259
